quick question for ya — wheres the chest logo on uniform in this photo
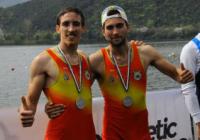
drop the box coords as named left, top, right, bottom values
left=84, top=70, right=91, bottom=80
left=63, top=67, right=69, bottom=80
left=64, top=73, right=69, bottom=80
left=108, top=75, right=115, bottom=83
left=133, top=71, right=142, bottom=80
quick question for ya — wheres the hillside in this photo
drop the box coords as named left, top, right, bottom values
left=0, top=0, right=199, bottom=44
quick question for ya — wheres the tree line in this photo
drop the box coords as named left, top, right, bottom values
left=0, top=0, right=199, bottom=45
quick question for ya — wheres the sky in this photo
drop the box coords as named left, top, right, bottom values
left=0, top=0, right=30, bottom=8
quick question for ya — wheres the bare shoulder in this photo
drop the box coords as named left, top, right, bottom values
left=137, top=44, right=163, bottom=70
left=89, top=49, right=104, bottom=64
left=138, top=44, right=162, bottom=59
left=77, top=49, right=88, bottom=58
left=30, top=49, right=52, bottom=74
left=137, top=44, right=156, bottom=54
left=89, top=49, right=105, bottom=75
left=33, top=51, right=51, bottom=65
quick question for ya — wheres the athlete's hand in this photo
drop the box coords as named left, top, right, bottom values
left=130, top=40, right=145, bottom=46
left=177, top=63, right=194, bottom=83
left=196, top=122, right=200, bottom=140
left=45, top=101, right=65, bottom=119
left=19, top=96, right=35, bottom=127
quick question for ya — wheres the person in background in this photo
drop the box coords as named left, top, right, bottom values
left=18, top=7, right=96, bottom=140
left=45, top=5, right=194, bottom=140
left=180, top=33, right=200, bottom=139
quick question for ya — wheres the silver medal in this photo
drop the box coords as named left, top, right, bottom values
left=76, top=97, right=85, bottom=109
left=111, top=46, right=131, bottom=91
left=123, top=96, right=133, bottom=107
left=58, top=47, right=82, bottom=92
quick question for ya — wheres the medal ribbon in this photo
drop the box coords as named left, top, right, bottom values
left=111, top=45, right=131, bottom=92
left=57, top=46, right=82, bottom=93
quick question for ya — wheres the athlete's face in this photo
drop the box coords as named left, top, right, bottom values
left=102, top=18, right=128, bottom=47
left=56, top=12, right=85, bottom=47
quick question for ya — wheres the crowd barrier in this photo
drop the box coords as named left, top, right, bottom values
left=0, top=88, right=196, bottom=140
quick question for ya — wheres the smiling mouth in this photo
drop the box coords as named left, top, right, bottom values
left=65, top=34, right=77, bottom=40
left=68, top=34, right=76, bottom=38
left=65, top=32, right=77, bottom=37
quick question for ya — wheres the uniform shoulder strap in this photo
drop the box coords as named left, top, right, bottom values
left=192, top=38, right=200, bottom=50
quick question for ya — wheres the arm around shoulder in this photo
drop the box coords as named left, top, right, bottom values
left=138, top=44, right=177, bottom=78
left=140, top=44, right=193, bottom=83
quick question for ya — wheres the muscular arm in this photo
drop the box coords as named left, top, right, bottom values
left=139, top=45, right=193, bottom=83
left=150, top=46, right=179, bottom=80
left=26, top=55, right=47, bottom=112
left=19, top=52, right=48, bottom=127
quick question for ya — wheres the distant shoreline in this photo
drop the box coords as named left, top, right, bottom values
left=0, top=39, right=188, bottom=47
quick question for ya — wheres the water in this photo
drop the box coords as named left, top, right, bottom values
left=0, top=41, right=188, bottom=108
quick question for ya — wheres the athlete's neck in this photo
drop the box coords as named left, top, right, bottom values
left=59, top=43, right=78, bottom=56
left=109, top=41, right=129, bottom=56
left=58, top=43, right=80, bottom=65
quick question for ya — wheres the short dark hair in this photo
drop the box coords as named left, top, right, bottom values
left=56, top=7, right=85, bottom=26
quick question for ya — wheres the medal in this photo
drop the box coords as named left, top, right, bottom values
left=76, top=97, right=85, bottom=109
left=111, top=45, right=134, bottom=107
left=57, top=46, right=85, bottom=109
left=111, top=45, right=131, bottom=92
left=123, top=96, right=133, bottom=107
left=57, top=46, right=82, bottom=93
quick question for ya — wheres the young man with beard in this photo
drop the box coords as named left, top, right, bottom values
left=45, top=5, right=194, bottom=140
left=18, top=8, right=96, bottom=140
left=89, top=5, right=193, bottom=140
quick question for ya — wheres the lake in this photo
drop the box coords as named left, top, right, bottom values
left=0, top=41, right=188, bottom=108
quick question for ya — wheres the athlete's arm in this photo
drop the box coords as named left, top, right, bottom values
left=19, top=52, right=48, bottom=127
left=141, top=45, right=193, bottom=83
